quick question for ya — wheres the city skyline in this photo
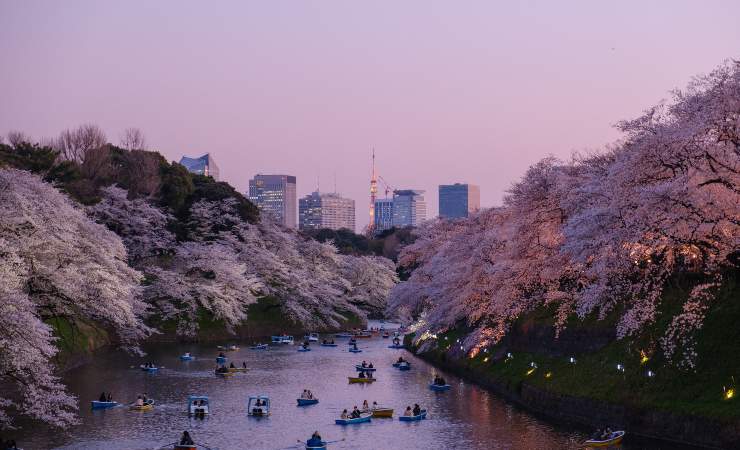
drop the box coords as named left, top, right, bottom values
left=2, top=1, right=739, bottom=229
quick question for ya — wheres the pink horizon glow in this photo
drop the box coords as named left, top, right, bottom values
left=2, top=1, right=739, bottom=229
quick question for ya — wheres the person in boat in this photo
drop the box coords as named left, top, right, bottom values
left=179, top=430, right=194, bottom=446
left=352, top=343, right=358, bottom=350
left=602, top=427, right=613, bottom=440
left=330, top=339, right=335, bottom=344
left=107, top=392, right=113, bottom=402
left=135, top=395, right=144, bottom=407
left=372, top=401, right=379, bottom=410
left=99, top=392, right=107, bottom=402
left=368, top=362, right=374, bottom=369
left=361, top=360, right=367, bottom=368
left=229, top=362, right=236, bottom=368
left=397, top=357, right=405, bottom=364
left=184, top=352, right=191, bottom=357
left=413, top=404, right=421, bottom=416
left=404, top=406, right=413, bottom=416
left=351, top=406, right=361, bottom=419
left=358, top=370, right=366, bottom=379
left=307, top=431, right=323, bottom=447
left=340, top=409, right=349, bottom=419
left=323, top=339, right=328, bottom=344
left=362, top=400, right=369, bottom=411
left=142, top=393, right=149, bottom=403
left=218, top=352, right=225, bottom=358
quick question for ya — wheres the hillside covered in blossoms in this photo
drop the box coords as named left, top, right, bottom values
left=0, top=140, right=396, bottom=428
left=390, top=62, right=739, bottom=371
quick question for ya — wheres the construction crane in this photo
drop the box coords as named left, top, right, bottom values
left=378, top=175, right=394, bottom=198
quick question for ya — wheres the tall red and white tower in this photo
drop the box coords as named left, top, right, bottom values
left=368, top=149, right=378, bottom=234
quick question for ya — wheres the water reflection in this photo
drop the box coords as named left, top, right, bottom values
left=15, top=324, right=627, bottom=449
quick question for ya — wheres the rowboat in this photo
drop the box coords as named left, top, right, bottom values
left=399, top=409, right=427, bottom=421
left=248, top=395, right=271, bottom=416
left=250, top=344, right=268, bottom=350
left=335, top=412, right=372, bottom=425
left=305, top=442, right=326, bottom=450
left=388, top=344, right=404, bottom=349
left=174, top=446, right=197, bottom=450
left=382, top=334, right=390, bottom=338
left=370, top=407, right=393, bottom=418
left=228, top=367, right=248, bottom=372
left=130, top=399, right=154, bottom=411
left=215, top=370, right=234, bottom=377
left=91, top=400, right=119, bottom=409
left=335, top=332, right=353, bottom=338
left=297, top=398, right=319, bottom=406
left=217, top=345, right=239, bottom=351
left=320, top=343, right=338, bottom=347
left=348, top=376, right=376, bottom=383
left=398, top=363, right=411, bottom=371
left=271, top=335, right=294, bottom=345
left=349, top=348, right=362, bottom=353
left=297, top=347, right=311, bottom=352
left=188, top=395, right=209, bottom=416
left=179, top=354, right=194, bottom=361
left=304, top=333, right=319, bottom=342
left=583, top=431, right=625, bottom=447
left=140, top=365, right=159, bottom=372
left=429, top=383, right=451, bottom=391
left=355, top=365, right=376, bottom=372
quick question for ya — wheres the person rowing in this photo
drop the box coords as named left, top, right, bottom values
left=361, top=360, right=367, bottom=368
left=218, top=352, right=225, bottom=358
left=229, top=362, right=235, bottom=368
left=351, top=406, right=361, bottom=418
left=413, top=404, right=421, bottom=416
left=396, top=357, right=406, bottom=364
left=358, top=371, right=366, bottom=379
left=135, top=395, right=144, bottom=407
left=306, top=431, right=323, bottom=448
left=179, top=430, right=194, bottom=445
left=242, top=361, right=247, bottom=368
left=340, top=409, right=349, bottom=419
left=404, top=406, right=413, bottom=416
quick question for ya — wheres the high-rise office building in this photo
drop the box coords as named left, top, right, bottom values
left=248, top=174, right=297, bottom=228
left=392, top=190, right=426, bottom=227
left=439, top=183, right=480, bottom=219
left=179, top=153, right=220, bottom=180
left=299, top=191, right=355, bottom=232
left=373, top=198, right=394, bottom=232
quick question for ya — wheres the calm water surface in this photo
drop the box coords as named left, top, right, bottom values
left=20, top=323, right=657, bottom=450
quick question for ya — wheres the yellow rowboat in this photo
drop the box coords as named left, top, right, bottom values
left=216, top=370, right=235, bottom=377
left=130, top=399, right=154, bottom=411
left=370, top=407, right=393, bottom=418
left=583, top=431, right=625, bottom=448
left=228, top=367, right=248, bottom=372
left=348, top=376, right=376, bottom=383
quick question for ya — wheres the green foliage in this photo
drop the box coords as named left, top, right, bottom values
left=302, top=226, right=417, bottom=262
left=0, top=142, right=58, bottom=173
left=159, top=161, right=194, bottom=212
left=189, top=175, right=259, bottom=223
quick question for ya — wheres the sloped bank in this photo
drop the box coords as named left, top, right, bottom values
left=411, top=341, right=739, bottom=449
left=405, top=273, right=740, bottom=449
left=147, top=296, right=366, bottom=343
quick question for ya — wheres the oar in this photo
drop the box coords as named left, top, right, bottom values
left=192, top=441, right=215, bottom=450
left=155, top=442, right=177, bottom=450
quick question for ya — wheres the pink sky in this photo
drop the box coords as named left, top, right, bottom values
left=2, top=1, right=739, bottom=229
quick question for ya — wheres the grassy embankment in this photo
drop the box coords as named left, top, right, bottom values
left=412, top=271, right=740, bottom=421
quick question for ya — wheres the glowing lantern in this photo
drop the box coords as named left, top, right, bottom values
left=616, top=363, right=625, bottom=372
left=569, top=357, right=576, bottom=364
left=640, top=350, right=649, bottom=364
left=545, top=372, right=552, bottom=379
left=646, top=370, right=655, bottom=378
left=526, top=368, right=536, bottom=376
left=725, top=388, right=735, bottom=400
left=483, top=357, right=489, bottom=363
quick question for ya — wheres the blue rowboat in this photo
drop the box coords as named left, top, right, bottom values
left=216, top=356, right=227, bottom=364
left=297, top=347, right=311, bottom=352
left=320, top=343, right=338, bottom=347
left=250, top=344, right=268, bottom=350
left=388, top=344, right=404, bottom=349
left=335, top=332, right=353, bottom=338
left=180, top=355, right=194, bottom=361
left=140, top=365, right=159, bottom=373
left=398, top=363, right=411, bottom=371
left=355, top=365, right=376, bottom=372
left=306, top=442, right=327, bottom=450
left=297, top=398, right=319, bottom=406
left=91, top=400, right=119, bottom=409
left=429, top=383, right=451, bottom=391
left=349, top=348, right=362, bottom=353
left=399, top=409, right=427, bottom=421
left=335, top=412, right=372, bottom=425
